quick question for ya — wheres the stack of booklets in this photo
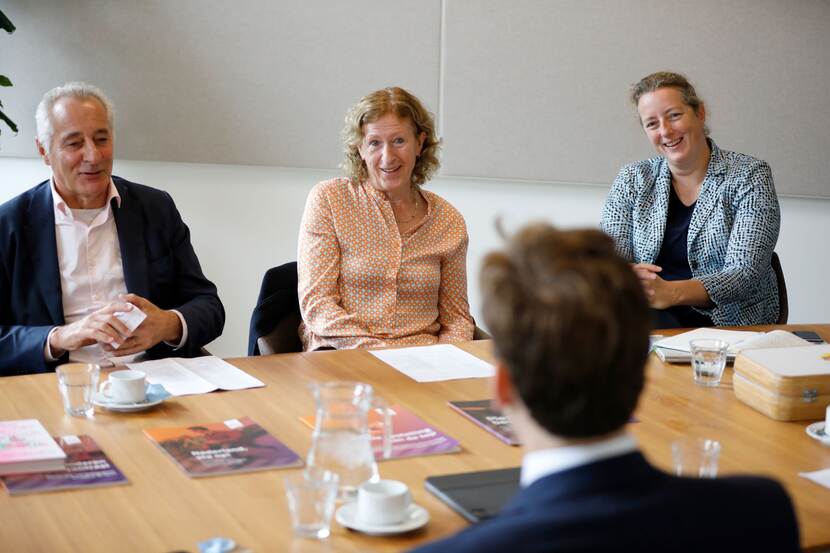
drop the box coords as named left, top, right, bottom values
left=145, top=417, right=303, bottom=477
left=1, top=435, right=127, bottom=495
left=300, top=404, right=461, bottom=460
left=0, top=419, right=67, bottom=475
left=448, top=400, right=519, bottom=446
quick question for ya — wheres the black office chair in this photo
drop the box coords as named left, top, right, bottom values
left=771, top=252, right=788, bottom=325
left=248, top=262, right=303, bottom=355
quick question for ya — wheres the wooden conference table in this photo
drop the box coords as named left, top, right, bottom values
left=1, top=324, right=829, bottom=552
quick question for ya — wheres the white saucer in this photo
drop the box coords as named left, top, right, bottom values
left=93, top=395, right=164, bottom=412
left=93, top=383, right=170, bottom=412
left=806, top=422, right=830, bottom=445
left=336, top=502, right=429, bottom=536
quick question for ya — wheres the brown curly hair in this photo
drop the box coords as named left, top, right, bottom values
left=341, top=87, right=441, bottom=186
left=480, top=224, right=651, bottom=438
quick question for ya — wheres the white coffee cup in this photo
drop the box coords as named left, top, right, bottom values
left=99, top=370, right=146, bottom=403
left=356, top=480, right=411, bottom=526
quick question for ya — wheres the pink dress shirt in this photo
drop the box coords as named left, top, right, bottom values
left=45, top=179, right=186, bottom=365
left=298, top=178, right=475, bottom=351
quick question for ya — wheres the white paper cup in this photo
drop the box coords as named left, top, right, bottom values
left=356, top=479, right=411, bottom=526
left=99, top=370, right=146, bottom=403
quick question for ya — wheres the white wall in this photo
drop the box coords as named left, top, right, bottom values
left=2, top=156, right=828, bottom=358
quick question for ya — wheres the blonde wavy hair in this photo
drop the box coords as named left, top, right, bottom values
left=630, top=71, right=710, bottom=136
left=341, top=87, right=441, bottom=186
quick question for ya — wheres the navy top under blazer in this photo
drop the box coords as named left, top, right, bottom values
left=410, top=452, right=800, bottom=553
left=0, top=176, right=225, bottom=376
left=601, top=140, right=781, bottom=326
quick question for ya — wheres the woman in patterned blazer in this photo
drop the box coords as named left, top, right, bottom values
left=601, top=72, right=780, bottom=327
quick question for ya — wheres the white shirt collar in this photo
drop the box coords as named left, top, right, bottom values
left=50, top=177, right=121, bottom=224
left=520, top=432, right=638, bottom=487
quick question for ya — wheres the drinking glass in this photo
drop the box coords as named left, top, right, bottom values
left=56, top=363, right=100, bottom=417
left=284, top=468, right=339, bottom=539
left=671, top=438, right=721, bottom=478
left=689, top=339, right=728, bottom=387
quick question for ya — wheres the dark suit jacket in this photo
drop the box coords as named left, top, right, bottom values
left=411, top=452, right=800, bottom=553
left=0, top=177, right=225, bottom=376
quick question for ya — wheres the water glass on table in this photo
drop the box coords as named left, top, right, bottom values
left=671, top=438, right=721, bottom=478
left=689, top=339, right=728, bottom=386
left=284, top=468, right=339, bottom=539
left=56, top=363, right=100, bottom=417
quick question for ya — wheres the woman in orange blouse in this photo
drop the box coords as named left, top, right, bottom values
left=298, top=87, right=475, bottom=350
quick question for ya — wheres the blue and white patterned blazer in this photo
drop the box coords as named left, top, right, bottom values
left=601, top=140, right=780, bottom=326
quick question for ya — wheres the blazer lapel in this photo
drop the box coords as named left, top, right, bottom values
left=688, top=141, right=726, bottom=247
left=112, top=180, right=150, bottom=298
left=643, top=162, right=672, bottom=263
left=24, top=184, right=64, bottom=323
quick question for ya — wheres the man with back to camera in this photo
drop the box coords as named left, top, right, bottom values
left=0, top=82, right=224, bottom=376
left=411, top=223, right=799, bottom=552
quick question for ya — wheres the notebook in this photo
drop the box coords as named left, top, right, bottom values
left=654, top=329, right=811, bottom=364
left=425, top=467, right=520, bottom=523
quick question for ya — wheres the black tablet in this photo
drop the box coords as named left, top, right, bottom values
left=425, top=467, right=520, bottom=523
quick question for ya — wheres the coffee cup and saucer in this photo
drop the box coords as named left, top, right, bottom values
left=805, top=406, right=830, bottom=446
left=336, top=479, right=429, bottom=536
left=93, top=370, right=171, bottom=412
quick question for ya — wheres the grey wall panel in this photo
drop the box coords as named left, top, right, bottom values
left=0, top=0, right=441, bottom=169
left=441, top=0, right=830, bottom=197
left=3, top=1, right=828, bottom=197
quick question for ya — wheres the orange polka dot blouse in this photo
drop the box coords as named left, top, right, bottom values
left=298, top=178, right=475, bottom=351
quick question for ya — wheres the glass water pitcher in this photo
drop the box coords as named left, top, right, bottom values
left=306, top=381, right=392, bottom=499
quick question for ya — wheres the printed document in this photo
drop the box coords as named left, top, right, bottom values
left=370, top=344, right=495, bottom=383
left=127, top=356, right=264, bottom=396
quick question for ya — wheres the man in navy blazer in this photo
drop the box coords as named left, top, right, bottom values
left=411, top=224, right=799, bottom=553
left=0, top=82, right=224, bottom=376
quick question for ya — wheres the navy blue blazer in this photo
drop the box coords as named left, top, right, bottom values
left=411, top=452, right=800, bottom=553
left=0, top=177, right=225, bottom=376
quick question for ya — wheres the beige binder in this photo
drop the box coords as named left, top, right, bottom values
left=733, top=344, right=830, bottom=421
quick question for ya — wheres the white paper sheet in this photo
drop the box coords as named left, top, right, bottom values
left=175, top=356, right=264, bottom=390
left=799, top=467, right=830, bottom=490
left=370, top=344, right=495, bottom=383
left=734, top=330, right=811, bottom=351
left=114, top=303, right=147, bottom=333
left=127, top=356, right=264, bottom=396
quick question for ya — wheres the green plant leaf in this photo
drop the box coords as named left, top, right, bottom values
left=0, top=75, right=12, bottom=87
left=0, top=109, right=18, bottom=133
left=0, top=10, right=16, bottom=33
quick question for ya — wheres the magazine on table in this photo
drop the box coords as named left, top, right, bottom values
left=144, top=417, right=303, bottom=477
left=448, top=400, right=519, bottom=446
left=2, top=435, right=127, bottom=495
left=0, top=419, right=67, bottom=475
left=300, top=404, right=461, bottom=460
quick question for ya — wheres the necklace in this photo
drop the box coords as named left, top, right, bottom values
left=393, top=191, right=420, bottom=224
